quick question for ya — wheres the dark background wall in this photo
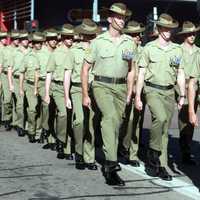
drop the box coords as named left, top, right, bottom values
left=35, top=0, right=199, bottom=28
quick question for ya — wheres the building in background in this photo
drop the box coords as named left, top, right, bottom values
left=0, top=0, right=199, bottom=31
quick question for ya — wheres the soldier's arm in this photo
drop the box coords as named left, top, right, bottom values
left=188, top=77, right=198, bottom=126
left=8, top=67, right=13, bottom=92
left=64, top=69, right=72, bottom=109
left=19, top=72, right=25, bottom=96
left=44, top=72, right=52, bottom=103
left=34, top=69, right=39, bottom=96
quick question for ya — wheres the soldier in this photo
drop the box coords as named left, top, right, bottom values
left=19, top=31, right=42, bottom=143
left=119, top=21, right=146, bottom=167
left=70, top=19, right=99, bottom=170
left=81, top=3, right=136, bottom=186
left=176, top=21, right=200, bottom=165
left=0, top=31, right=8, bottom=126
left=38, top=29, right=58, bottom=150
left=135, top=13, right=186, bottom=181
left=44, top=24, right=74, bottom=159
left=0, top=31, right=14, bottom=131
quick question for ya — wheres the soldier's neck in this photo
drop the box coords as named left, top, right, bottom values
left=183, top=41, right=194, bottom=49
left=158, top=35, right=170, bottom=47
left=108, top=25, right=121, bottom=38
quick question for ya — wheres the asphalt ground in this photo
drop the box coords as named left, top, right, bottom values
left=0, top=107, right=200, bottom=200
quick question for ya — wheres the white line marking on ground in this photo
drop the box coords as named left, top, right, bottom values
left=121, top=164, right=200, bottom=200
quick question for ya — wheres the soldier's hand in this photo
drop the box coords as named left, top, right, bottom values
left=9, top=84, right=14, bottom=93
left=83, top=96, right=91, bottom=108
left=65, top=98, right=72, bottom=109
left=126, top=93, right=133, bottom=105
left=34, top=89, right=39, bottom=96
left=177, top=96, right=185, bottom=110
left=19, top=89, right=24, bottom=97
left=189, top=112, right=198, bottom=127
left=135, top=96, right=143, bottom=111
left=43, top=95, right=50, bottom=104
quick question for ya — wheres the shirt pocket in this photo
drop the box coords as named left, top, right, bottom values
left=99, top=49, right=114, bottom=59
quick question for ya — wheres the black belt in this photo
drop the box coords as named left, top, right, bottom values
left=26, top=80, right=34, bottom=85
left=13, top=74, right=19, bottom=79
left=39, top=77, right=45, bottom=81
left=71, top=82, right=82, bottom=87
left=53, top=80, right=63, bottom=85
left=94, top=75, right=126, bottom=84
left=145, top=81, right=174, bottom=90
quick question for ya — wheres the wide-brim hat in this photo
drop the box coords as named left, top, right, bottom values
left=31, top=32, right=46, bottom=42
left=18, top=30, right=29, bottom=39
left=44, top=28, right=58, bottom=38
left=177, top=21, right=200, bottom=35
left=155, top=13, right=178, bottom=29
left=60, top=24, right=74, bottom=36
left=10, top=30, right=20, bottom=39
left=75, top=19, right=99, bottom=35
left=0, top=31, right=8, bottom=38
left=123, top=21, right=145, bottom=34
left=109, top=2, right=132, bottom=17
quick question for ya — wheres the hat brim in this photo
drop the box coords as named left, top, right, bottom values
left=107, top=8, right=132, bottom=17
left=177, top=26, right=200, bottom=35
left=155, top=21, right=179, bottom=29
left=60, top=32, right=74, bottom=36
left=123, top=27, right=145, bottom=34
left=75, top=25, right=99, bottom=35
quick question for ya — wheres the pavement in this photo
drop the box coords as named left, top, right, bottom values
left=0, top=107, right=200, bottom=200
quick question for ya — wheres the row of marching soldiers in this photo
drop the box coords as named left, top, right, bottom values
left=0, top=2, right=200, bottom=186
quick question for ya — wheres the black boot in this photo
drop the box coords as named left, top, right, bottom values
left=158, top=167, right=172, bottom=181
left=85, top=163, right=98, bottom=170
left=65, top=154, right=74, bottom=160
left=28, top=134, right=37, bottom=143
left=145, top=148, right=161, bottom=177
left=4, top=120, right=12, bottom=131
left=56, top=141, right=65, bottom=159
left=182, top=154, right=197, bottom=166
left=17, top=127, right=26, bottom=137
left=102, top=161, right=125, bottom=186
left=75, top=153, right=85, bottom=170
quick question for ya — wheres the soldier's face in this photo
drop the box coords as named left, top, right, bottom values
left=109, top=13, right=126, bottom=31
left=21, top=39, right=29, bottom=48
left=158, top=26, right=172, bottom=41
left=130, top=33, right=142, bottom=45
left=63, top=36, right=73, bottom=47
left=185, top=33, right=196, bottom=45
left=13, top=39, right=19, bottom=46
left=34, top=42, right=42, bottom=50
left=1, top=38, right=7, bottom=45
left=48, top=39, right=57, bottom=49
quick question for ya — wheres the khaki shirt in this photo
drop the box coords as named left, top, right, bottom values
left=20, top=50, right=40, bottom=82
left=46, top=44, right=73, bottom=81
left=84, top=31, right=136, bottom=78
left=71, top=42, right=93, bottom=83
left=139, top=39, right=183, bottom=86
left=36, top=46, right=52, bottom=79
left=2, top=45, right=13, bottom=72
left=0, top=46, right=4, bottom=65
left=181, top=43, right=200, bottom=79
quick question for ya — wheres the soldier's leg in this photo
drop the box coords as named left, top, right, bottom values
left=1, top=73, right=12, bottom=128
left=52, top=84, right=67, bottom=159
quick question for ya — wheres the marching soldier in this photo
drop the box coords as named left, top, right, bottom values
left=176, top=21, right=200, bottom=165
left=135, top=13, right=185, bottom=181
left=82, top=3, right=136, bottom=186
left=119, top=21, right=146, bottom=167
left=70, top=19, right=99, bottom=170
left=44, top=24, right=74, bottom=159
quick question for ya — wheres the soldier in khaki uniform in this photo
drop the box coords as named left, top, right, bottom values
left=0, top=32, right=8, bottom=125
left=44, top=24, right=74, bottom=159
left=119, top=21, right=146, bottom=167
left=38, top=29, right=58, bottom=150
left=82, top=3, right=136, bottom=186
left=175, top=21, right=200, bottom=165
left=19, top=32, right=42, bottom=143
left=0, top=32, right=14, bottom=131
left=135, top=14, right=186, bottom=181
left=70, top=19, right=99, bottom=170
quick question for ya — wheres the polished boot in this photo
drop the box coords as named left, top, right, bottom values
left=65, top=154, right=74, bottom=160
left=145, top=148, right=161, bottom=177
left=102, top=161, right=125, bottom=186
left=17, top=128, right=26, bottom=137
left=129, top=160, right=140, bottom=167
left=75, top=153, right=85, bottom=170
left=28, top=134, right=37, bottom=143
left=158, top=167, right=172, bottom=181
left=85, top=163, right=98, bottom=170
left=56, top=141, right=65, bottom=159
left=4, top=121, right=12, bottom=131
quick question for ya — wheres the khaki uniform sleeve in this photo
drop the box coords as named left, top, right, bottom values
left=177, top=47, right=184, bottom=69
left=20, top=58, right=26, bottom=73
left=0, top=52, right=3, bottom=65
left=84, top=40, right=97, bottom=64
left=138, top=46, right=149, bottom=68
left=189, top=54, right=200, bottom=78
left=46, top=53, right=56, bottom=72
